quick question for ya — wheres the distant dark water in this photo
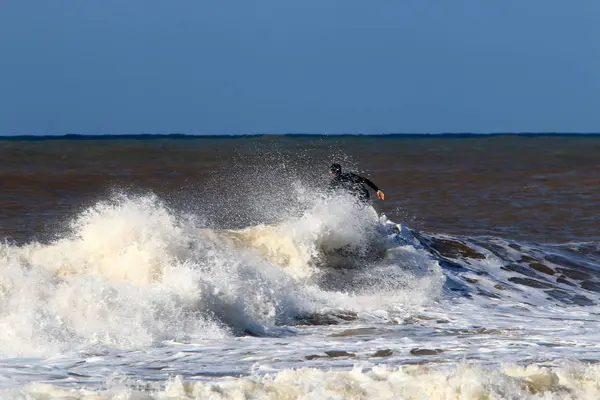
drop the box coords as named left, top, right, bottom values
left=1, top=134, right=599, bottom=244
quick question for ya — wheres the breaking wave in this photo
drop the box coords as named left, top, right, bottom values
left=0, top=188, right=598, bottom=361
left=0, top=192, right=440, bottom=357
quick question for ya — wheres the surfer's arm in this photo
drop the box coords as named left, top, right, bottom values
left=355, top=174, right=379, bottom=191
left=356, top=174, right=385, bottom=200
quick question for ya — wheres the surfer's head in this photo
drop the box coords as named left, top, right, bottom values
left=329, top=163, right=342, bottom=176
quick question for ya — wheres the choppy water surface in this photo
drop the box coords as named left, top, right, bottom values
left=1, top=135, right=599, bottom=399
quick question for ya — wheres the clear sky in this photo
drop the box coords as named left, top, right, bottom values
left=1, top=1, right=599, bottom=135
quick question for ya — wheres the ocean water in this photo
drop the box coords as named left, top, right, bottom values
left=0, top=134, right=599, bottom=399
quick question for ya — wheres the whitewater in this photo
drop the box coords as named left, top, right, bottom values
left=1, top=190, right=600, bottom=399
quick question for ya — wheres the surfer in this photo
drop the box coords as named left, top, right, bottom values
left=328, top=163, right=385, bottom=204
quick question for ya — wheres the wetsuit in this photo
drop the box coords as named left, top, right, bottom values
left=329, top=172, right=380, bottom=203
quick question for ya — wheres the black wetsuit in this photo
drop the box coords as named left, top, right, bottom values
left=329, top=172, right=380, bottom=203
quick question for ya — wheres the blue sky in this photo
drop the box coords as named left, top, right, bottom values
left=1, top=1, right=599, bottom=135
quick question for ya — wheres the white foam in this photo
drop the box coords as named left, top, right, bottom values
left=0, top=195, right=228, bottom=356
left=7, top=362, right=600, bottom=399
left=0, top=193, right=442, bottom=357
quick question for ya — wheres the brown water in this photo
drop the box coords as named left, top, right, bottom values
left=1, top=135, right=599, bottom=243
left=2, top=135, right=600, bottom=399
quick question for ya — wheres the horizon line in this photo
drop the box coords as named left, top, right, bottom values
left=1, top=132, right=599, bottom=140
